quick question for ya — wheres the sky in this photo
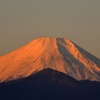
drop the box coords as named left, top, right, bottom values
left=0, top=0, right=100, bottom=58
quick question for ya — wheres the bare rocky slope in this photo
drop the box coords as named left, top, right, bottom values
left=0, top=37, right=100, bottom=82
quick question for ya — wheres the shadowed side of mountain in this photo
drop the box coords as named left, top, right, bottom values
left=0, top=68, right=100, bottom=100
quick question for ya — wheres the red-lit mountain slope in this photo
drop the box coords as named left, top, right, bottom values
left=0, top=37, right=100, bottom=82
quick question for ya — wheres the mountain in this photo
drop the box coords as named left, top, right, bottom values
left=0, top=37, right=100, bottom=82
left=0, top=68, right=100, bottom=100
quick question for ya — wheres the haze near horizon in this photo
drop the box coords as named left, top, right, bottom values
left=0, top=0, right=100, bottom=58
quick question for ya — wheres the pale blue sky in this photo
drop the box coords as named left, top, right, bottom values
left=0, top=0, right=100, bottom=58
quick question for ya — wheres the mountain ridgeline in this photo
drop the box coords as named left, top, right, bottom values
left=0, top=37, right=100, bottom=82
left=0, top=68, right=100, bottom=100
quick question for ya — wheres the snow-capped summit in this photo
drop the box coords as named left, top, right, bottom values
left=0, top=37, right=100, bottom=82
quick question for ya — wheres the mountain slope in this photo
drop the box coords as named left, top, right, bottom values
left=0, top=68, right=100, bottom=100
left=0, top=37, right=100, bottom=82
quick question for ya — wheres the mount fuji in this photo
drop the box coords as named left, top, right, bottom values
left=0, top=37, right=100, bottom=82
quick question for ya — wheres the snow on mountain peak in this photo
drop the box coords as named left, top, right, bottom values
left=0, top=37, right=100, bottom=82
